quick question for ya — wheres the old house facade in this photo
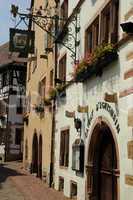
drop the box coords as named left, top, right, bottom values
left=0, top=42, right=26, bottom=161
left=54, top=0, right=133, bottom=200
left=23, top=0, right=55, bottom=185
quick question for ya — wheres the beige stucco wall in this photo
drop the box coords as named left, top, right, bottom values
left=23, top=0, right=54, bottom=184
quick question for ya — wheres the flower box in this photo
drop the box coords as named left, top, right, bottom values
left=44, top=98, right=52, bottom=106
left=74, top=44, right=118, bottom=82
left=34, top=104, right=44, bottom=113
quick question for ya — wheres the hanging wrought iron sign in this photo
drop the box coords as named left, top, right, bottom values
left=10, top=4, right=80, bottom=63
left=9, top=28, right=35, bottom=54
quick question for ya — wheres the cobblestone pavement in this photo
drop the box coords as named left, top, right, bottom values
left=0, top=162, right=25, bottom=200
left=0, top=162, right=70, bottom=200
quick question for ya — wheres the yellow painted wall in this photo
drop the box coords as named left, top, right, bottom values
left=23, top=0, right=55, bottom=184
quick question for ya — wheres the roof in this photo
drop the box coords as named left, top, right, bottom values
left=0, top=42, right=27, bottom=68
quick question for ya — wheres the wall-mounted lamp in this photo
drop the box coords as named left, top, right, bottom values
left=120, top=22, right=133, bottom=34
left=74, top=118, right=82, bottom=133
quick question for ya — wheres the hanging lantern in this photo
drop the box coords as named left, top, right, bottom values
left=74, top=118, right=82, bottom=132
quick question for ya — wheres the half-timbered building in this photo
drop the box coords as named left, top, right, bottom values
left=0, top=42, right=26, bottom=161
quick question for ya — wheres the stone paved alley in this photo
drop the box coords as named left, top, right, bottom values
left=0, top=162, right=70, bottom=200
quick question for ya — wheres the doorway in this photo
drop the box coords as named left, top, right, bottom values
left=38, top=135, right=42, bottom=178
left=87, top=121, right=119, bottom=200
left=32, top=133, right=38, bottom=175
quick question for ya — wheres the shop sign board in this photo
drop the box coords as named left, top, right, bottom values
left=9, top=28, right=35, bottom=54
left=87, top=102, right=120, bottom=134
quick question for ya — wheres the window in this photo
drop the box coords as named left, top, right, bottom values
left=38, top=77, right=46, bottom=99
left=15, top=128, right=22, bottom=145
left=3, top=72, right=9, bottom=87
left=59, top=54, right=66, bottom=82
left=50, top=70, right=54, bottom=87
left=16, top=97, right=23, bottom=114
left=85, top=17, right=99, bottom=53
left=71, top=181, right=77, bottom=199
left=72, top=139, right=84, bottom=173
left=45, top=28, right=53, bottom=52
left=47, top=28, right=52, bottom=49
left=101, top=3, right=111, bottom=43
left=60, top=0, right=68, bottom=28
left=0, top=100, right=7, bottom=115
left=28, top=62, right=31, bottom=81
left=0, top=74, right=2, bottom=88
left=101, top=0, right=119, bottom=44
left=59, top=177, right=64, bottom=191
left=18, top=70, right=26, bottom=84
left=60, top=129, right=69, bottom=167
left=85, top=0, right=119, bottom=54
left=25, top=139, right=28, bottom=160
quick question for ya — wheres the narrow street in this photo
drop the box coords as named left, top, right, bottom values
left=0, top=162, right=25, bottom=200
left=0, top=162, right=70, bottom=200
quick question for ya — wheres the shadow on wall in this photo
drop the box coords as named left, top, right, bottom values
left=0, top=163, right=24, bottom=189
left=91, top=0, right=97, bottom=6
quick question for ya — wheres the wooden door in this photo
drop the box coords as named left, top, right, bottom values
left=99, top=131, right=117, bottom=200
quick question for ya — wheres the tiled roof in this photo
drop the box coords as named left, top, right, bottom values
left=0, top=42, right=27, bottom=68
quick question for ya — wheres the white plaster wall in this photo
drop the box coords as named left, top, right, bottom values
left=8, top=94, right=23, bottom=154
left=8, top=95, right=23, bottom=124
left=55, top=0, right=133, bottom=199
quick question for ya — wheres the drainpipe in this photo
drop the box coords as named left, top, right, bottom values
left=49, top=11, right=58, bottom=187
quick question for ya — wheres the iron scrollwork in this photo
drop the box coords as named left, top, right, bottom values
left=10, top=4, right=80, bottom=63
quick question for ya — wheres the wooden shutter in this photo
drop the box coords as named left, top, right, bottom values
left=93, top=17, right=99, bottom=50
left=64, top=0, right=68, bottom=19
left=60, top=131, right=65, bottom=166
left=64, top=130, right=69, bottom=167
left=101, top=4, right=111, bottom=43
left=63, top=55, right=66, bottom=82
left=59, top=54, right=66, bottom=82
left=85, top=27, right=93, bottom=54
left=50, top=70, right=54, bottom=87
left=110, top=0, right=119, bottom=43
left=60, top=0, right=68, bottom=28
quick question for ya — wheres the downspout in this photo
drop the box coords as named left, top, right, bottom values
left=49, top=6, right=58, bottom=187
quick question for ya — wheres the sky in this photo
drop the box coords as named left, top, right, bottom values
left=0, top=0, right=31, bottom=45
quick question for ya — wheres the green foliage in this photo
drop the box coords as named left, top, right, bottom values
left=44, top=98, right=52, bottom=106
left=35, top=104, right=44, bottom=113
left=74, top=43, right=118, bottom=80
left=56, top=84, right=66, bottom=93
left=48, top=84, right=67, bottom=100
left=93, top=43, right=117, bottom=62
left=49, top=88, right=57, bottom=100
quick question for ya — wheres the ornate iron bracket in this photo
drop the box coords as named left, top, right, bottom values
left=10, top=5, right=80, bottom=63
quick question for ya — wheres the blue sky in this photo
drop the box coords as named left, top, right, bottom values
left=0, top=0, right=31, bottom=45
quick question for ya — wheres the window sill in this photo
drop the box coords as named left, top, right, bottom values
left=59, top=166, right=68, bottom=170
